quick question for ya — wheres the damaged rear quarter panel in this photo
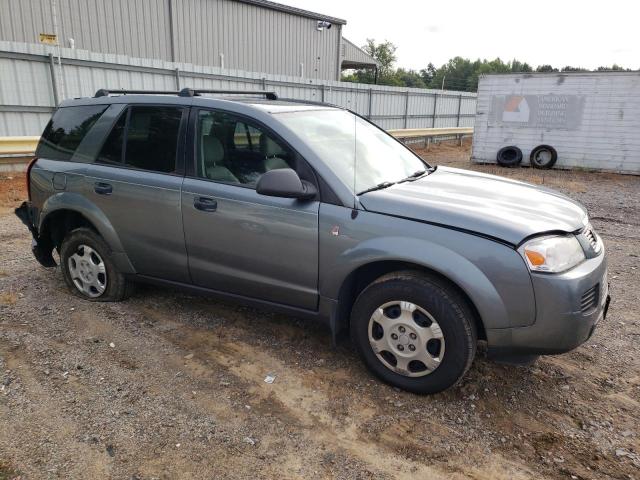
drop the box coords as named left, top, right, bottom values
left=30, top=161, right=135, bottom=274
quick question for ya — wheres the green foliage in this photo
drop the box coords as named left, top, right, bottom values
left=341, top=39, right=633, bottom=91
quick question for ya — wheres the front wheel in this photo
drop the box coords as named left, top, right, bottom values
left=60, top=228, right=133, bottom=302
left=350, top=271, right=477, bottom=394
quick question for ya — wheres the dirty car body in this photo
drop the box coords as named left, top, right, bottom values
left=16, top=90, right=610, bottom=393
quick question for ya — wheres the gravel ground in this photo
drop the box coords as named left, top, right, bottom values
left=0, top=144, right=639, bottom=480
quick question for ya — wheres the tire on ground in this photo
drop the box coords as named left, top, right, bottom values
left=496, top=146, right=523, bottom=167
left=59, top=227, right=133, bottom=302
left=350, top=270, right=477, bottom=394
left=530, top=144, right=558, bottom=169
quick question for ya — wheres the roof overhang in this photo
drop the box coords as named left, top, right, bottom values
left=234, top=0, right=346, bottom=24
left=341, top=37, right=380, bottom=69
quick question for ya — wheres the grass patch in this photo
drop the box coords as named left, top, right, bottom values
left=0, top=290, right=18, bottom=306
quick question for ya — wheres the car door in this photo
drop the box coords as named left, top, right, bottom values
left=85, top=104, right=190, bottom=283
left=181, top=108, right=320, bottom=310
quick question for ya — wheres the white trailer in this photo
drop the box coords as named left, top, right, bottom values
left=472, top=72, right=640, bottom=174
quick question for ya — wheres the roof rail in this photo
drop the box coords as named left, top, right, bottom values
left=277, top=97, right=343, bottom=109
left=94, top=88, right=278, bottom=100
left=179, top=88, right=278, bottom=100
left=94, top=89, right=179, bottom=97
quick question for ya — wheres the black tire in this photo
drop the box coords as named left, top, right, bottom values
left=350, top=271, right=477, bottom=394
left=530, top=145, right=558, bottom=169
left=60, top=228, right=133, bottom=302
left=496, top=146, right=523, bottom=167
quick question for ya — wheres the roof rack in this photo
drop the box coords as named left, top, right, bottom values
left=179, top=88, right=278, bottom=100
left=94, top=88, right=278, bottom=100
left=94, top=89, right=179, bottom=97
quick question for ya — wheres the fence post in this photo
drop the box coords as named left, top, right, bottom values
left=321, top=84, right=326, bottom=103
left=262, top=77, right=266, bottom=90
left=368, top=88, right=373, bottom=119
left=403, top=90, right=410, bottom=128
left=174, top=68, right=180, bottom=90
left=48, top=53, right=59, bottom=106
left=456, top=94, right=463, bottom=127
left=432, top=93, right=438, bottom=128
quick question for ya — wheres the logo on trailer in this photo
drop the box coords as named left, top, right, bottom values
left=502, top=96, right=530, bottom=123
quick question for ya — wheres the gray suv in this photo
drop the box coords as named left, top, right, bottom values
left=16, top=88, right=610, bottom=394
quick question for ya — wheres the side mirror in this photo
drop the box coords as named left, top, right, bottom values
left=256, top=168, right=317, bottom=200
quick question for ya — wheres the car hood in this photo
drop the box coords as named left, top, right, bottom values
left=358, top=166, right=587, bottom=245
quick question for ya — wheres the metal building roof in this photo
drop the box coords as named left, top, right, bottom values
left=234, top=0, right=347, bottom=24
left=341, top=37, right=380, bottom=69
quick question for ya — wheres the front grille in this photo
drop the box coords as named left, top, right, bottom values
left=583, top=225, right=601, bottom=253
left=580, top=284, right=599, bottom=313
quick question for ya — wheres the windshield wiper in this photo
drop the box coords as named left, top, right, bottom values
left=357, top=181, right=396, bottom=196
left=398, top=170, right=427, bottom=183
left=398, top=166, right=437, bottom=183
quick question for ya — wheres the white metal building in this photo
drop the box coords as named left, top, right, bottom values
left=472, top=72, right=640, bottom=174
left=0, top=0, right=378, bottom=80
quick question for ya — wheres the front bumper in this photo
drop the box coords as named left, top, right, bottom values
left=15, top=201, right=56, bottom=267
left=487, top=248, right=610, bottom=358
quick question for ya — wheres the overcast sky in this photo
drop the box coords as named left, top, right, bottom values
left=284, top=0, right=639, bottom=71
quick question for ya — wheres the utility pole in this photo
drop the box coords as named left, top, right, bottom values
left=441, top=74, right=446, bottom=91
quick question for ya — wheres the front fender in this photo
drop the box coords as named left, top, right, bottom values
left=39, top=192, right=136, bottom=274
left=319, top=205, right=536, bottom=331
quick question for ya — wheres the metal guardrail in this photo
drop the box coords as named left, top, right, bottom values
left=0, top=127, right=473, bottom=172
left=0, top=136, right=39, bottom=155
left=388, top=127, right=474, bottom=139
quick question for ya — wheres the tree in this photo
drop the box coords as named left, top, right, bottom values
left=597, top=64, right=629, bottom=71
left=362, top=39, right=397, bottom=78
left=510, top=59, right=533, bottom=72
left=340, top=40, right=634, bottom=91
left=561, top=66, right=589, bottom=72
left=342, top=39, right=399, bottom=85
left=419, top=63, right=437, bottom=85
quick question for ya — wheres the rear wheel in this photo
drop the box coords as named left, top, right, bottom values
left=60, top=228, right=132, bottom=302
left=350, top=271, right=477, bottom=394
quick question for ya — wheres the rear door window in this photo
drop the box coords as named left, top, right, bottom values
left=37, top=105, right=107, bottom=161
left=96, top=106, right=184, bottom=174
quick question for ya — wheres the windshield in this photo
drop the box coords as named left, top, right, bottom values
left=276, top=109, right=428, bottom=194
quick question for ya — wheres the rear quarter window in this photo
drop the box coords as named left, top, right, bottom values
left=37, top=105, right=107, bottom=161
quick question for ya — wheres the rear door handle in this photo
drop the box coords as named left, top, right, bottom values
left=94, top=182, right=113, bottom=195
left=194, top=196, right=217, bottom=212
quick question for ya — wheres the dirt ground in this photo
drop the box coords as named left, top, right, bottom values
left=1, top=143, right=639, bottom=480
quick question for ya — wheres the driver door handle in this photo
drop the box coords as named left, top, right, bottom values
left=194, top=196, right=217, bottom=212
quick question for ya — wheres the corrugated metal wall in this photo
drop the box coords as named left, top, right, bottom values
left=0, top=0, right=174, bottom=62
left=0, top=0, right=343, bottom=80
left=472, top=72, right=640, bottom=173
left=173, top=0, right=341, bottom=80
left=0, top=41, right=477, bottom=136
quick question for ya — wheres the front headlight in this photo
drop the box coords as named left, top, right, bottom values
left=518, top=235, right=586, bottom=273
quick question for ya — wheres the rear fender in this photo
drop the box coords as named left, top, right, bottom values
left=39, top=192, right=136, bottom=273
